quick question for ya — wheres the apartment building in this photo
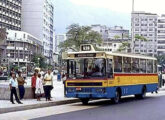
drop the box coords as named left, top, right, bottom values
left=0, top=0, right=21, bottom=31
left=131, top=11, right=158, bottom=56
left=157, top=14, right=165, bottom=55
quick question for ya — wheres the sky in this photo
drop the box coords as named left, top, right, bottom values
left=54, top=0, right=165, bottom=34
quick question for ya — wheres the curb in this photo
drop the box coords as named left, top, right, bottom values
left=0, top=99, right=80, bottom=114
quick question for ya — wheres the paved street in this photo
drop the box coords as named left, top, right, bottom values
left=1, top=90, right=165, bottom=120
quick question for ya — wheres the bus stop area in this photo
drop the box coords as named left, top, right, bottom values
left=0, top=76, right=79, bottom=114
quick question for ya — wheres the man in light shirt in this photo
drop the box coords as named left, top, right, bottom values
left=43, top=69, right=53, bottom=101
left=9, top=73, right=22, bottom=104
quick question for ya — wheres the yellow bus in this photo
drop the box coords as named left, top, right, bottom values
left=62, top=44, right=158, bottom=104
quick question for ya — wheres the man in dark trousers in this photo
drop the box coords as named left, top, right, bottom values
left=9, top=73, right=22, bottom=104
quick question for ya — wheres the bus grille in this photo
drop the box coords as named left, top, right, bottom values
left=67, top=82, right=102, bottom=86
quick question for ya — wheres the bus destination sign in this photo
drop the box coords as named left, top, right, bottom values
left=75, top=53, right=96, bottom=57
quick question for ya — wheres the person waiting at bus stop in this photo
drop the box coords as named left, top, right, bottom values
left=31, top=72, right=38, bottom=98
left=43, top=70, right=53, bottom=101
left=9, top=73, right=22, bottom=104
left=17, top=71, right=26, bottom=100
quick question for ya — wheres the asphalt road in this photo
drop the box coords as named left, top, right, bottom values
left=32, top=94, right=165, bottom=120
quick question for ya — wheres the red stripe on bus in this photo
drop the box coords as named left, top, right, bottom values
left=66, top=78, right=108, bottom=81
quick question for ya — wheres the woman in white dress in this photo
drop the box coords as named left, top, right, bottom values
left=35, top=74, right=44, bottom=101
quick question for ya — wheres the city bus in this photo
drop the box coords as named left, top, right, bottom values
left=62, top=44, right=158, bottom=104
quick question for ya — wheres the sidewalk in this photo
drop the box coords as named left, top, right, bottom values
left=0, top=76, right=79, bottom=114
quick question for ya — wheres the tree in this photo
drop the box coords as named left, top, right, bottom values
left=32, top=54, right=47, bottom=69
left=156, top=55, right=165, bottom=66
left=59, top=24, right=103, bottom=51
left=118, top=42, right=130, bottom=52
left=114, top=35, right=120, bottom=40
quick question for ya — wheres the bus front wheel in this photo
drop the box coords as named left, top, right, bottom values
left=80, top=98, right=89, bottom=105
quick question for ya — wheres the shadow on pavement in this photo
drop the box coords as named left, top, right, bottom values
left=72, top=94, right=160, bottom=107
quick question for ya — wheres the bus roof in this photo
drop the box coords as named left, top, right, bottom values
left=66, top=51, right=157, bottom=60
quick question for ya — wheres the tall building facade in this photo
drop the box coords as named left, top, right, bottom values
left=157, top=14, right=165, bottom=55
left=22, top=0, right=54, bottom=62
left=131, top=11, right=158, bottom=56
left=0, top=0, right=22, bottom=30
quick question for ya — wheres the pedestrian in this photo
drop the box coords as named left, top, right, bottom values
left=43, top=69, right=53, bottom=101
left=10, top=68, right=15, bottom=77
left=35, top=74, right=44, bottom=101
left=17, top=71, right=26, bottom=100
left=9, top=73, right=22, bottom=104
left=31, top=72, right=38, bottom=98
left=62, top=72, right=67, bottom=97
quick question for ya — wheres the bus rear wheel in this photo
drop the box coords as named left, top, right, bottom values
left=111, top=90, right=121, bottom=104
left=135, top=87, right=146, bottom=99
left=80, top=98, right=89, bottom=105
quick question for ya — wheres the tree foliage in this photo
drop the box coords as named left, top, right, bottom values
left=32, top=54, right=47, bottom=69
left=59, top=24, right=103, bottom=51
left=135, top=35, right=147, bottom=41
left=118, top=42, right=130, bottom=52
left=114, top=35, right=120, bottom=40
left=156, top=55, right=165, bottom=66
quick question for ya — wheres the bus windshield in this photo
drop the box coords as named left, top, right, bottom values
left=67, top=58, right=106, bottom=79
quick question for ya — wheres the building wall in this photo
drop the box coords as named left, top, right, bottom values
left=91, top=25, right=129, bottom=41
left=55, top=34, right=67, bottom=53
left=157, top=15, right=165, bottom=55
left=91, top=24, right=129, bottom=52
left=0, top=0, right=22, bottom=30
left=21, top=0, right=43, bottom=39
left=22, top=0, right=54, bottom=59
left=132, top=11, right=158, bottom=56
left=3, top=30, right=43, bottom=66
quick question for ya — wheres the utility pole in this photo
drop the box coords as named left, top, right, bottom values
left=131, top=0, right=135, bottom=53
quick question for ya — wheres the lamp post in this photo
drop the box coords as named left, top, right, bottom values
left=7, top=53, right=10, bottom=71
left=25, top=56, right=28, bottom=77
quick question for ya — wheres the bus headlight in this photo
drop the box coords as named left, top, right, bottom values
left=95, top=88, right=106, bottom=93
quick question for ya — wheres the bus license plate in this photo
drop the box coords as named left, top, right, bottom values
left=76, top=87, right=82, bottom=91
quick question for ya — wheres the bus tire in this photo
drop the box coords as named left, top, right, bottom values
left=135, top=86, right=146, bottom=99
left=80, top=98, right=89, bottom=105
left=111, top=90, right=121, bottom=104
left=140, top=86, right=147, bottom=99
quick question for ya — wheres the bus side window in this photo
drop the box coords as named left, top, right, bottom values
left=154, top=60, right=157, bottom=73
left=107, top=59, right=113, bottom=78
left=147, top=60, right=153, bottom=73
left=114, top=56, right=122, bottom=72
left=140, top=59, right=146, bottom=73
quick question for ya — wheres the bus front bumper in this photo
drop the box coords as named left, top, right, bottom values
left=65, top=87, right=108, bottom=98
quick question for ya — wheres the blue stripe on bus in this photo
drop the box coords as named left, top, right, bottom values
left=65, top=83, right=158, bottom=99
